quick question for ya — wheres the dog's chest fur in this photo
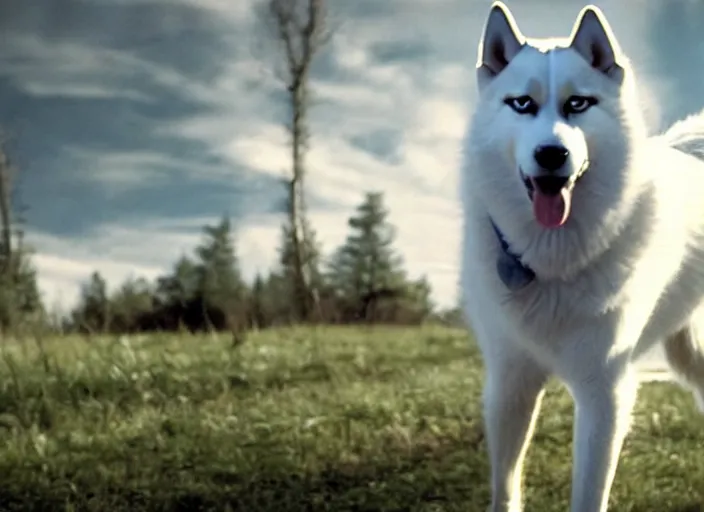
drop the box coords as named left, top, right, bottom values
left=464, top=170, right=704, bottom=368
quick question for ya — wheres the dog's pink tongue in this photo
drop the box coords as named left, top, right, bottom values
left=532, top=188, right=572, bottom=229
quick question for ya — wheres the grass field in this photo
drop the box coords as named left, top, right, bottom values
left=0, top=326, right=702, bottom=511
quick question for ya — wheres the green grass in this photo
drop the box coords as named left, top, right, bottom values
left=0, top=326, right=702, bottom=511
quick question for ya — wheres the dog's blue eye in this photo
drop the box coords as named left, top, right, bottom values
left=565, top=95, right=597, bottom=115
left=504, top=96, right=538, bottom=115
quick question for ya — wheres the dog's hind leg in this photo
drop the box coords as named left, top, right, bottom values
left=664, top=323, right=704, bottom=412
left=482, top=343, right=548, bottom=512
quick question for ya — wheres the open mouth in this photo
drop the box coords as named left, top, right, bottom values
left=519, top=164, right=588, bottom=229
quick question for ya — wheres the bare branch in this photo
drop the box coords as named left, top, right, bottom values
left=257, top=0, right=333, bottom=322
left=0, top=137, right=14, bottom=276
left=268, top=0, right=299, bottom=84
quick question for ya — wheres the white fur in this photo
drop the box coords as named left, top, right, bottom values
left=461, top=3, right=704, bottom=512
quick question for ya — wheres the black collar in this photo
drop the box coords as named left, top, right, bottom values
left=490, top=219, right=535, bottom=291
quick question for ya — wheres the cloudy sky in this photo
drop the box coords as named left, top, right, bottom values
left=2, top=0, right=703, bottom=312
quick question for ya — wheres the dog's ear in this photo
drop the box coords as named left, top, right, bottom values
left=476, top=2, right=525, bottom=90
left=569, top=5, right=624, bottom=83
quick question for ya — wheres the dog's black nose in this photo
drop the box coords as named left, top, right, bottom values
left=533, top=144, right=569, bottom=172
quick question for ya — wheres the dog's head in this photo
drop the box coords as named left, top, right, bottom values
left=468, top=2, right=642, bottom=232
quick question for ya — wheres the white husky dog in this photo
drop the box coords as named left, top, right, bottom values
left=461, top=2, right=704, bottom=511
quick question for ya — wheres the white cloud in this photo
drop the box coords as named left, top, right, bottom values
left=61, top=147, right=233, bottom=195
left=1, top=32, right=240, bottom=107
left=21, top=82, right=151, bottom=102
left=35, top=254, right=162, bottom=313
left=31, top=224, right=200, bottom=313
left=1, top=34, right=158, bottom=102
left=86, top=0, right=256, bottom=23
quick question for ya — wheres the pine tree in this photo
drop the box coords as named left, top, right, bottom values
left=152, top=256, right=200, bottom=330
left=249, top=273, right=268, bottom=329
left=195, top=217, right=245, bottom=313
left=72, top=271, right=111, bottom=333
left=327, top=192, right=407, bottom=322
left=110, top=277, right=154, bottom=332
left=156, top=256, right=199, bottom=307
left=150, top=217, right=246, bottom=332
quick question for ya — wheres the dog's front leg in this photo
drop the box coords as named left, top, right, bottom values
left=568, top=365, right=638, bottom=512
left=483, top=347, right=548, bottom=512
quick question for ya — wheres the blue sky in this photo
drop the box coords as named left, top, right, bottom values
left=2, top=0, right=704, bottom=312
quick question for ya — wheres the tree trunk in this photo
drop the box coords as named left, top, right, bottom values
left=0, top=149, right=12, bottom=277
left=289, top=81, right=312, bottom=321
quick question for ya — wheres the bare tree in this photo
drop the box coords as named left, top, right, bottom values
left=0, top=130, right=43, bottom=332
left=260, top=0, right=331, bottom=321
left=0, top=135, right=15, bottom=277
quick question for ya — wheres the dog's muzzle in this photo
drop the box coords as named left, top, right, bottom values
left=520, top=159, right=590, bottom=199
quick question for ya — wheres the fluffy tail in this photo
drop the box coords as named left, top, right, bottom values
left=658, top=109, right=704, bottom=413
left=657, top=109, right=704, bottom=163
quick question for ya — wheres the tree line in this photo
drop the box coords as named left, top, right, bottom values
left=67, top=191, right=440, bottom=335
